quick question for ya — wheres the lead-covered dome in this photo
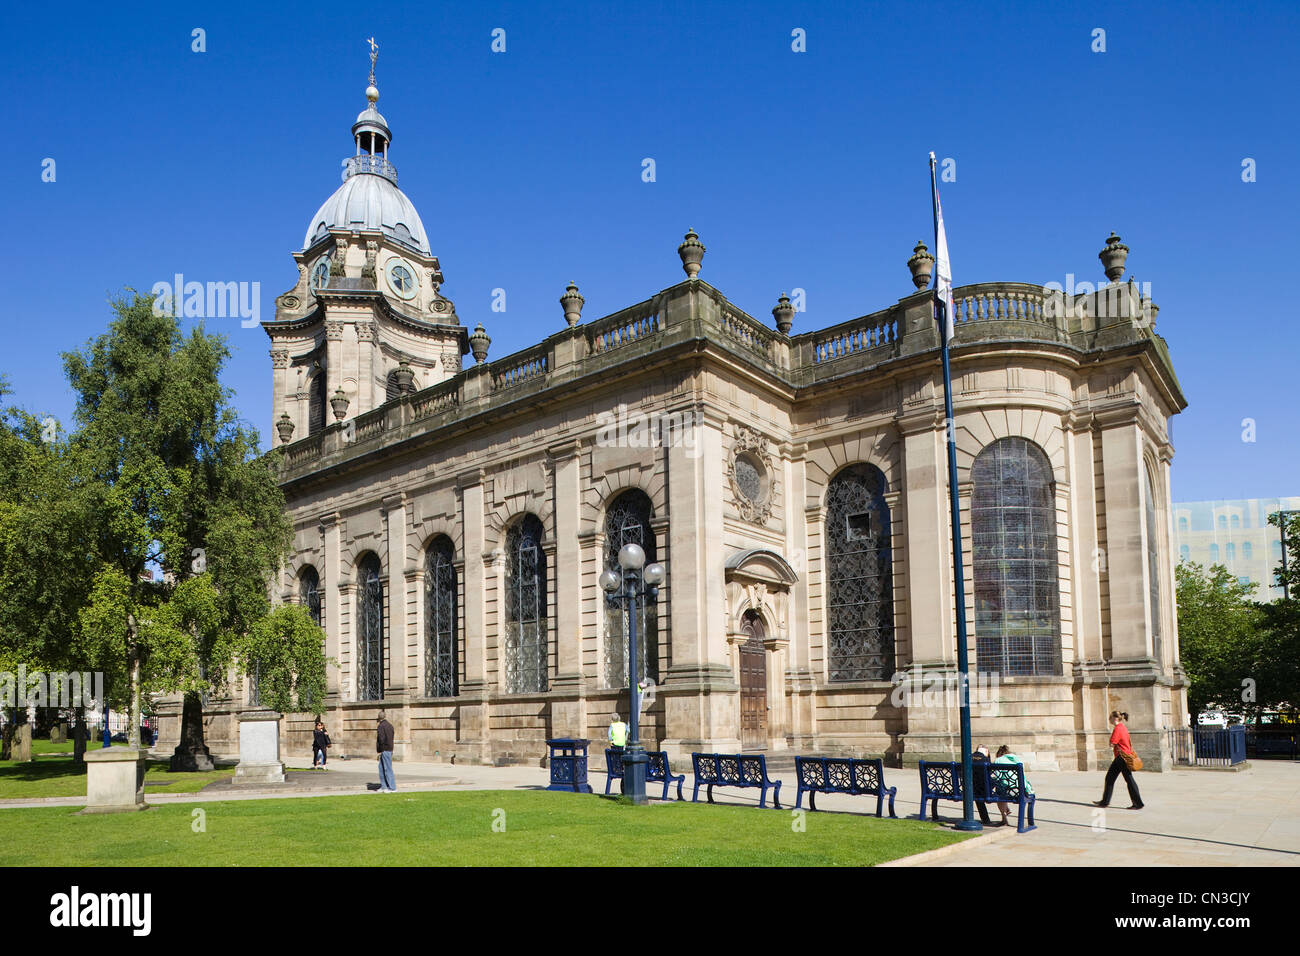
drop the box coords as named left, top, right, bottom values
left=304, top=173, right=429, bottom=254
left=302, top=58, right=429, bottom=255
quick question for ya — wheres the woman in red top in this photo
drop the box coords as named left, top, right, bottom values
left=1093, top=711, right=1144, bottom=809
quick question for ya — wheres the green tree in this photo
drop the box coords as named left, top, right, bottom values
left=1266, top=511, right=1300, bottom=600
left=1260, top=511, right=1300, bottom=719
left=1175, top=560, right=1264, bottom=716
left=0, top=293, right=325, bottom=768
left=0, top=383, right=106, bottom=760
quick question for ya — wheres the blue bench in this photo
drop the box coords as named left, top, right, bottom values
left=794, top=756, right=897, bottom=817
left=691, top=753, right=782, bottom=808
left=918, top=760, right=1036, bottom=833
left=604, top=749, right=685, bottom=801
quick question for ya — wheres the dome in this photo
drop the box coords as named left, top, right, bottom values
left=303, top=173, right=430, bottom=254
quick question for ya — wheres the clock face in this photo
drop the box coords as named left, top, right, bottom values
left=386, top=259, right=418, bottom=300
left=310, top=257, right=330, bottom=292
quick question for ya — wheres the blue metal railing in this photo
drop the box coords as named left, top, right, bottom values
left=1169, top=726, right=1247, bottom=767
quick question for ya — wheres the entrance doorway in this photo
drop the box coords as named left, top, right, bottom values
left=739, top=611, right=768, bottom=751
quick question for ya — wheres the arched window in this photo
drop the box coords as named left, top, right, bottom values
left=825, top=464, right=894, bottom=681
left=1218, top=515, right=1227, bottom=531
left=504, top=515, right=547, bottom=694
left=300, top=566, right=322, bottom=628
left=1210, top=543, right=1220, bottom=563
left=1178, top=516, right=1188, bottom=533
left=603, top=490, right=659, bottom=688
left=357, top=554, right=385, bottom=701
left=308, top=373, right=326, bottom=435
left=1231, top=514, right=1240, bottom=529
left=1243, top=541, right=1253, bottom=561
left=972, top=438, right=1061, bottom=676
left=1226, top=542, right=1236, bottom=563
left=385, top=369, right=416, bottom=402
left=1144, top=467, right=1163, bottom=666
left=425, top=536, right=458, bottom=697
left=1179, top=545, right=1190, bottom=563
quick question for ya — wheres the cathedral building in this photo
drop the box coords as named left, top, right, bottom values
left=162, top=67, right=1189, bottom=771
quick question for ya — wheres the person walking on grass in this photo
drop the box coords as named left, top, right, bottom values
left=1094, top=710, right=1144, bottom=810
left=313, top=720, right=331, bottom=769
left=376, top=711, right=396, bottom=792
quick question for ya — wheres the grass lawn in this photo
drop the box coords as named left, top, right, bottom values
left=0, top=747, right=234, bottom=799
left=0, top=789, right=971, bottom=866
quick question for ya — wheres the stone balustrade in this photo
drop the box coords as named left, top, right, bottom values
left=587, top=300, right=660, bottom=354
left=276, top=277, right=1166, bottom=482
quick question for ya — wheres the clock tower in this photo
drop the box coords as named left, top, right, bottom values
left=264, top=45, right=466, bottom=443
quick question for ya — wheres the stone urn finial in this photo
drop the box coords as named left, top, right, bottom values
left=275, top=412, right=295, bottom=444
left=330, top=388, right=350, bottom=421
left=1099, top=232, right=1129, bottom=282
left=560, top=281, right=585, bottom=327
left=772, top=292, right=795, bottom=335
left=393, top=360, right=415, bottom=393
left=678, top=228, right=705, bottom=279
left=469, top=323, right=492, bottom=364
left=907, top=240, right=935, bottom=290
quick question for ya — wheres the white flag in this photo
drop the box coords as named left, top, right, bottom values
left=931, top=154, right=955, bottom=344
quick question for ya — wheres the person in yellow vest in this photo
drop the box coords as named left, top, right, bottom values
left=609, top=714, right=628, bottom=752
left=609, top=714, right=629, bottom=795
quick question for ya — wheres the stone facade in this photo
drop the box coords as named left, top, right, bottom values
left=154, top=75, right=1189, bottom=773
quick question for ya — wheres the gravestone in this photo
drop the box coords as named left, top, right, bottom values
left=50, top=722, right=67, bottom=745
left=12, top=724, right=32, bottom=762
left=82, top=747, right=148, bottom=813
left=235, top=711, right=285, bottom=785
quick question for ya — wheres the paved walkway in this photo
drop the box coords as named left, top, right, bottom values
left=3, top=753, right=1296, bottom=866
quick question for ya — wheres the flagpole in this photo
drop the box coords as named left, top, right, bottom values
left=929, top=152, right=981, bottom=832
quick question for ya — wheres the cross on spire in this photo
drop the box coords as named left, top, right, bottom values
left=367, top=37, right=378, bottom=87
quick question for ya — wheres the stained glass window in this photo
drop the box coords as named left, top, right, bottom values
left=603, top=490, right=658, bottom=688
left=504, top=515, right=547, bottom=693
left=357, top=554, right=385, bottom=701
left=426, top=537, right=458, bottom=697
left=308, top=373, right=326, bottom=435
left=825, top=464, right=894, bottom=681
left=300, top=566, right=322, bottom=627
left=972, top=438, right=1061, bottom=676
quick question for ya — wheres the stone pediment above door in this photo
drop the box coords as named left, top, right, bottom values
left=724, top=549, right=797, bottom=643
left=723, top=548, right=799, bottom=588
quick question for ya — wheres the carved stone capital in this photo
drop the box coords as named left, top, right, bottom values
left=325, top=321, right=345, bottom=341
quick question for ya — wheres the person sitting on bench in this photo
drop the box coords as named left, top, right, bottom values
left=993, top=745, right=1034, bottom=826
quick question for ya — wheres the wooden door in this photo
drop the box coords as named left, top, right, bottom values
left=740, top=612, right=768, bottom=750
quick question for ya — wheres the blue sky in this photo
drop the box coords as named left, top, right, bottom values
left=1, top=0, right=1296, bottom=501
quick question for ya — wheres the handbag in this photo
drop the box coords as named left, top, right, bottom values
left=1122, top=750, right=1143, bottom=772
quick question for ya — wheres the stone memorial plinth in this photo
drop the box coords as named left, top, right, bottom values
left=82, top=747, right=148, bottom=813
left=235, top=710, right=285, bottom=785
left=11, top=724, right=32, bottom=762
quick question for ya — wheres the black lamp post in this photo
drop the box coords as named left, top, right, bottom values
left=599, top=543, right=665, bottom=806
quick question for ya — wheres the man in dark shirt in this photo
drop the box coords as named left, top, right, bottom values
left=376, top=712, right=396, bottom=792
left=970, top=745, right=994, bottom=826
